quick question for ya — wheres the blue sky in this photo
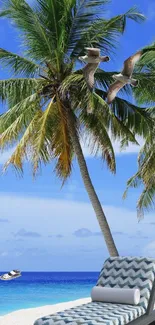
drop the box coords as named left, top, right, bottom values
left=0, top=0, right=155, bottom=271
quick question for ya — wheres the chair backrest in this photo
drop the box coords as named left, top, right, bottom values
left=97, top=256, right=155, bottom=310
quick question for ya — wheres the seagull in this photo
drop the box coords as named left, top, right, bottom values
left=79, top=48, right=110, bottom=91
left=107, top=50, right=143, bottom=104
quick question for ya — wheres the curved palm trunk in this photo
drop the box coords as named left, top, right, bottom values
left=67, top=108, right=119, bottom=257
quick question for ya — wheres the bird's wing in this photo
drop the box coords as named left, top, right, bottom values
left=122, top=50, right=142, bottom=77
left=83, top=63, right=99, bottom=90
left=85, top=48, right=100, bottom=57
left=107, top=81, right=126, bottom=104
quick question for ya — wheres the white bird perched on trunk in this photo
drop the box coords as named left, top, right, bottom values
left=79, top=48, right=110, bottom=91
left=107, top=49, right=149, bottom=104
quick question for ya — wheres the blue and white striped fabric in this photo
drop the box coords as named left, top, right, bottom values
left=34, top=301, right=145, bottom=325
left=34, top=257, right=155, bottom=325
left=97, top=257, right=155, bottom=310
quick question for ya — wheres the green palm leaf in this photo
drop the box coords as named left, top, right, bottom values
left=136, top=42, right=155, bottom=69
left=79, top=92, right=139, bottom=172
left=123, top=6, right=145, bottom=23
left=27, top=96, right=74, bottom=178
left=31, top=98, right=56, bottom=173
left=123, top=171, right=155, bottom=219
left=137, top=187, right=155, bottom=219
left=70, top=7, right=145, bottom=57
left=95, top=89, right=152, bottom=137
left=0, top=48, right=41, bottom=77
left=123, top=43, right=155, bottom=215
left=0, top=78, right=46, bottom=108
left=133, top=73, right=155, bottom=104
left=3, top=110, right=43, bottom=173
left=0, top=93, right=40, bottom=148
left=0, top=0, right=54, bottom=62
left=80, top=111, right=116, bottom=172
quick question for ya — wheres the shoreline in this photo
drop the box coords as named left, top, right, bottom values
left=0, top=297, right=91, bottom=325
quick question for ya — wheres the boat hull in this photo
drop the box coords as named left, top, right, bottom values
left=0, top=274, right=21, bottom=280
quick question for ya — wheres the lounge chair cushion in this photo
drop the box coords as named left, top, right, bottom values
left=97, top=257, right=155, bottom=310
left=34, top=257, right=155, bottom=325
left=34, top=301, right=146, bottom=325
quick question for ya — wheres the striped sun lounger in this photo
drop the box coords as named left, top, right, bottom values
left=34, top=256, right=155, bottom=325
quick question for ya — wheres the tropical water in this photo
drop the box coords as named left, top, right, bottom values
left=0, top=272, right=99, bottom=316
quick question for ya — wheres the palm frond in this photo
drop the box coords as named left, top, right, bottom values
left=36, top=0, right=74, bottom=67
left=94, top=92, right=138, bottom=145
left=69, top=7, right=145, bottom=57
left=80, top=93, right=116, bottom=173
left=136, top=42, right=155, bottom=70
left=123, top=6, right=145, bottom=23
left=82, top=0, right=110, bottom=8
left=131, top=43, right=155, bottom=103
left=54, top=97, right=73, bottom=180
left=123, top=135, right=155, bottom=217
left=111, top=97, right=152, bottom=137
left=0, top=9, right=10, bottom=17
left=0, top=48, right=41, bottom=77
left=0, top=78, right=46, bottom=107
left=0, top=0, right=54, bottom=62
left=66, top=0, right=109, bottom=55
left=137, top=187, right=155, bottom=220
left=123, top=171, right=142, bottom=200
left=123, top=170, right=155, bottom=219
left=61, top=70, right=85, bottom=94
left=30, top=96, right=73, bottom=179
left=138, top=148, right=155, bottom=184
left=3, top=110, right=43, bottom=173
left=79, top=91, right=138, bottom=172
left=125, top=43, right=155, bottom=215
left=31, top=98, right=55, bottom=173
left=133, top=74, right=155, bottom=105
left=95, top=89, right=151, bottom=139
left=0, top=93, right=40, bottom=149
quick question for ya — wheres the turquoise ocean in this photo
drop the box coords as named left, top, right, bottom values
left=0, top=272, right=99, bottom=316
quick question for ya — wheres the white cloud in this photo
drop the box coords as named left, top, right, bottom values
left=73, top=228, right=101, bottom=238
left=0, top=193, right=152, bottom=242
left=14, top=228, right=41, bottom=238
left=0, top=193, right=153, bottom=270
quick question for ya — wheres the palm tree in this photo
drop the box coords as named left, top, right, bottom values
left=0, top=0, right=152, bottom=256
left=124, top=43, right=155, bottom=219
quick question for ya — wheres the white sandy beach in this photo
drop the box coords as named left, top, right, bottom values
left=0, top=297, right=91, bottom=325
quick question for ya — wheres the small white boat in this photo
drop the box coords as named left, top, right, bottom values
left=0, top=270, right=21, bottom=280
